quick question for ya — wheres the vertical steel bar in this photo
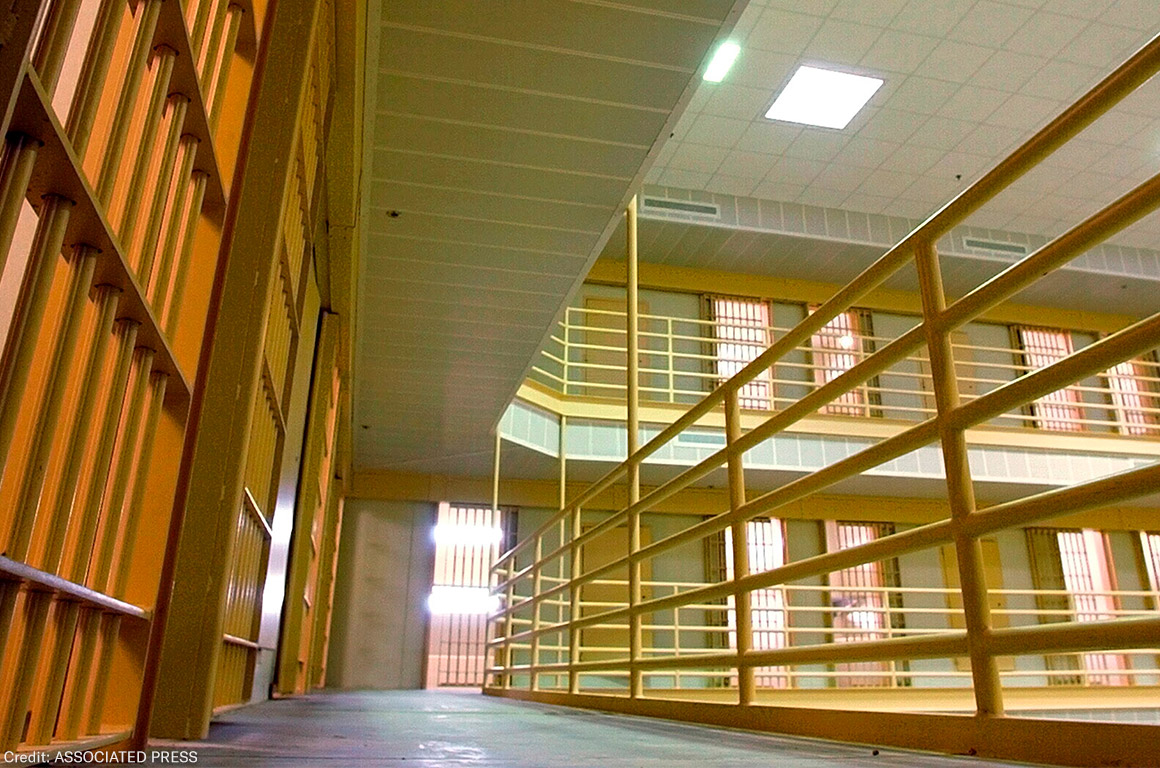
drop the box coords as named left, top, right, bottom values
left=0, top=591, right=52, bottom=750
left=90, top=347, right=156, bottom=593
left=149, top=134, right=197, bottom=306
left=0, top=137, right=38, bottom=278
left=85, top=612, right=120, bottom=733
left=111, top=371, right=168, bottom=597
left=73, top=319, right=139, bottom=585
left=0, top=194, right=73, bottom=470
left=726, top=389, right=756, bottom=705
left=32, top=0, right=83, bottom=95
left=914, top=240, right=1004, bottom=717
left=118, top=45, right=176, bottom=248
left=208, top=5, right=243, bottom=129
left=198, top=0, right=231, bottom=85
left=95, top=0, right=163, bottom=205
left=163, top=170, right=208, bottom=337
left=188, top=0, right=217, bottom=61
left=135, top=94, right=189, bottom=288
left=28, top=599, right=79, bottom=744
left=626, top=195, right=642, bottom=698
left=67, top=0, right=126, bottom=157
left=11, top=247, right=98, bottom=564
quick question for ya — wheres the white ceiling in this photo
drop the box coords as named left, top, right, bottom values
left=649, top=0, right=1160, bottom=247
left=355, top=0, right=745, bottom=472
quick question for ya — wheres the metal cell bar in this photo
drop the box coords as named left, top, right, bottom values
left=67, top=0, right=126, bottom=157
left=0, top=136, right=38, bottom=277
left=94, top=0, right=163, bottom=205
left=136, top=95, right=190, bottom=290
left=117, top=45, right=177, bottom=249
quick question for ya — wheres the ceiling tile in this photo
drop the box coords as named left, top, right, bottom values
left=1056, top=22, right=1146, bottom=68
left=659, top=168, right=715, bottom=189
left=701, top=83, right=778, bottom=120
left=985, top=93, right=1062, bottom=131
left=768, top=156, right=828, bottom=186
left=920, top=40, right=996, bottom=83
left=717, top=150, right=780, bottom=180
left=885, top=76, right=961, bottom=114
left=860, top=30, right=942, bottom=74
left=969, top=49, right=1049, bottom=92
left=668, top=142, right=731, bottom=173
left=946, top=1, right=1033, bottom=47
left=937, top=84, right=1007, bottom=122
left=683, top=114, right=752, bottom=148
left=892, top=0, right=970, bottom=37
left=1006, top=11, right=1089, bottom=57
left=782, top=130, right=852, bottom=162
left=705, top=174, right=760, bottom=197
left=829, top=0, right=909, bottom=27
left=805, top=18, right=887, bottom=66
left=832, top=136, right=902, bottom=169
left=746, top=9, right=823, bottom=54
left=733, top=121, right=802, bottom=154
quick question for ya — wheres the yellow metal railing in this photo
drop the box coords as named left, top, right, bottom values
left=486, top=30, right=1160, bottom=768
left=530, top=305, right=1160, bottom=435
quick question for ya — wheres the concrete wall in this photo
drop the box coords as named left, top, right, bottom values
left=326, top=499, right=437, bottom=689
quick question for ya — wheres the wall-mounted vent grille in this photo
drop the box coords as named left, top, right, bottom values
left=642, top=197, right=721, bottom=219
left=963, top=237, right=1028, bottom=257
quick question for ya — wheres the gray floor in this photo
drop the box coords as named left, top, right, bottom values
left=161, top=690, right=1036, bottom=767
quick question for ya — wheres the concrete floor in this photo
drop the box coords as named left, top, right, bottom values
left=162, top=690, right=1035, bottom=767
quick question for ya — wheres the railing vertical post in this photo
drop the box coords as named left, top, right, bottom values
left=530, top=533, right=543, bottom=691
left=667, top=316, right=675, bottom=403
left=914, top=241, right=1004, bottom=717
left=626, top=195, right=643, bottom=698
left=726, top=389, right=756, bottom=705
left=568, top=504, right=582, bottom=694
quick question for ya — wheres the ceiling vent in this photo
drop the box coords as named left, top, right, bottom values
left=641, top=196, right=721, bottom=220
left=963, top=237, right=1027, bottom=257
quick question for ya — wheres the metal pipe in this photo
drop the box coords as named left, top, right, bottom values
left=725, top=390, right=755, bottom=705
left=914, top=240, right=1003, bottom=716
left=568, top=504, right=581, bottom=695
left=85, top=613, right=121, bottom=734
left=0, top=592, right=52, bottom=750
left=199, top=0, right=232, bottom=86
left=11, top=247, right=98, bottom=565
left=164, top=170, right=208, bottom=337
left=0, top=136, right=38, bottom=278
left=28, top=600, right=80, bottom=744
left=95, top=0, right=164, bottom=205
left=152, top=135, right=198, bottom=308
left=137, top=95, right=190, bottom=289
left=118, top=45, right=177, bottom=248
left=90, top=347, right=156, bottom=593
left=112, top=372, right=169, bottom=597
left=32, top=0, right=83, bottom=95
left=209, top=5, right=244, bottom=129
left=66, top=0, right=126, bottom=157
left=0, top=195, right=73, bottom=489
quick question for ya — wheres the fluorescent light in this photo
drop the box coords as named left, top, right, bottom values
left=703, top=41, right=740, bottom=83
left=433, top=524, right=503, bottom=546
left=428, top=586, right=500, bottom=615
left=765, top=65, right=883, bottom=129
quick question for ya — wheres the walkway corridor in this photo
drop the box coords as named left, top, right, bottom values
left=166, top=691, right=1028, bottom=767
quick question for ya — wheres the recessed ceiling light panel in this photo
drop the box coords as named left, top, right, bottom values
left=765, top=65, right=883, bottom=129
left=703, top=41, right=740, bottom=82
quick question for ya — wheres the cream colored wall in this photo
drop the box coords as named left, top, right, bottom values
left=326, top=499, right=437, bottom=689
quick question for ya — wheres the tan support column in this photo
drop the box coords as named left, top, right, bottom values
left=914, top=241, right=1004, bottom=717
left=144, top=0, right=324, bottom=740
left=625, top=195, right=643, bottom=699
left=725, top=390, right=756, bottom=705
left=0, top=0, right=48, bottom=138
